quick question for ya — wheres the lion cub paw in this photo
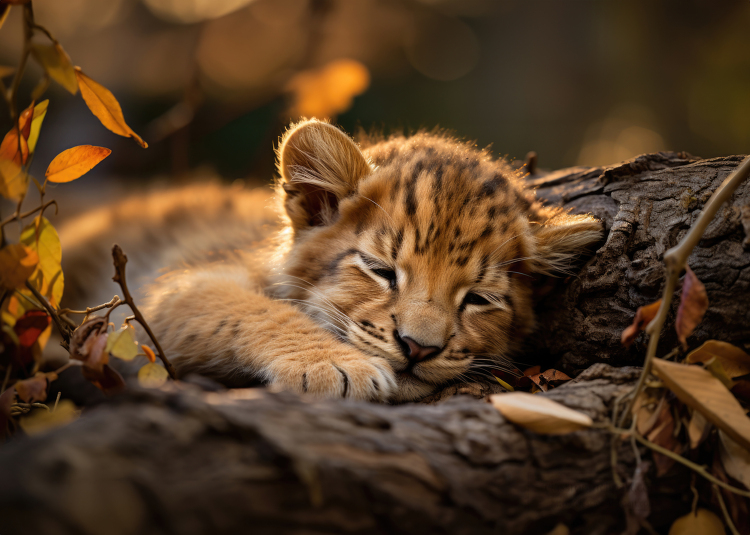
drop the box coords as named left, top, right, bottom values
left=267, top=350, right=396, bottom=402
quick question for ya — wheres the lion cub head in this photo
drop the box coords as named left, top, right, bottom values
left=272, top=119, right=602, bottom=402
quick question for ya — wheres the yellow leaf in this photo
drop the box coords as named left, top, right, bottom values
left=494, top=375, right=514, bottom=391
left=489, top=392, right=593, bottom=435
left=26, top=100, right=48, bottom=154
left=105, top=326, right=139, bottom=361
left=19, top=400, right=79, bottom=436
left=0, top=243, right=38, bottom=290
left=138, top=363, right=169, bottom=388
left=0, top=158, right=27, bottom=200
left=31, top=43, right=78, bottom=95
left=45, top=145, right=111, bottom=183
left=687, top=340, right=750, bottom=382
left=20, top=216, right=64, bottom=307
left=652, top=358, right=750, bottom=450
left=668, top=509, right=724, bottom=535
left=75, top=68, right=147, bottom=148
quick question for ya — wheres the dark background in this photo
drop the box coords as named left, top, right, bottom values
left=1, top=0, right=748, bottom=199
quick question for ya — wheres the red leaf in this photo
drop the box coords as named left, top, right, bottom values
left=13, top=310, right=50, bottom=347
left=621, top=300, right=662, bottom=348
left=675, top=266, right=708, bottom=348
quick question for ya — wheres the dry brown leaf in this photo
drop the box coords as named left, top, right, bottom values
left=675, top=266, right=708, bottom=348
left=31, top=43, right=78, bottom=94
left=489, top=392, right=593, bottom=434
left=75, top=68, right=147, bottom=148
left=652, top=358, right=750, bottom=450
left=719, top=431, right=750, bottom=490
left=687, top=410, right=711, bottom=449
left=45, top=145, right=111, bottom=183
left=668, top=509, right=724, bottom=535
left=687, top=340, right=750, bottom=381
left=14, top=375, right=49, bottom=403
left=621, top=299, right=661, bottom=348
left=633, top=391, right=664, bottom=436
left=645, top=400, right=682, bottom=475
left=0, top=243, right=38, bottom=290
left=81, top=364, right=125, bottom=395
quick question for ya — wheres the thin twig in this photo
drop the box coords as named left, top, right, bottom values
left=620, top=155, right=750, bottom=425
left=8, top=4, right=33, bottom=120
left=52, top=391, right=61, bottom=412
left=25, top=280, right=70, bottom=349
left=111, top=245, right=176, bottom=379
left=59, top=295, right=121, bottom=316
left=714, top=484, right=741, bottom=535
left=0, top=199, right=58, bottom=230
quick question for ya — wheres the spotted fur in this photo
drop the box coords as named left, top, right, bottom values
left=64, top=119, right=603, bottom=402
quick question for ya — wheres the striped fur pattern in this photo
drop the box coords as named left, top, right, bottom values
left=111, top=119, right=603, bottom=402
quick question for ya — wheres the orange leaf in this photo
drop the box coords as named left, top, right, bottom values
left=74, top=68, right=147, bottom=148
left=621, top=299, right=662, bottom=348
left=0, top=101, right=34, bottom=165
left=14, top=375, right=49, bottom=403
left=31, top=43, right=78, bottom=95
left=142, top=345, right=156, bottom=363
left=45, top=145, right=111, bottom=183
left=675, top=266, right=708, bottom=348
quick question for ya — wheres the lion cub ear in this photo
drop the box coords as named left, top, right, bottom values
left=529, top=209, right=604, bottom=276
left=277, top=118, right=371, bottom=231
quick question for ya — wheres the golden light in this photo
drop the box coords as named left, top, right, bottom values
left=142, top=0, right=258, bottom=24
left=286, top=59, right=370, bottom=119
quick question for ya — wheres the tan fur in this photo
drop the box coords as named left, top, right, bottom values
left=61, top=119, right=604, bottom=402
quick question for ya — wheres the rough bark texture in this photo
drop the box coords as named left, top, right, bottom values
left=530, top=152, right=750, bottom=373
left=0, top=365, right=688, bottom=535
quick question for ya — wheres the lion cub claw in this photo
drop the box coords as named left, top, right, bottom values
left=267, top=350, right=396, bottom=402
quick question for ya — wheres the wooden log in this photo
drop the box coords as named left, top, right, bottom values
left=0, top=364, right=687, bottom=535
left=529, top=152, right=750, bottom=373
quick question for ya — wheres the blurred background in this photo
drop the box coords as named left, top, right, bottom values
left=1, top=0, right=749, bottom=198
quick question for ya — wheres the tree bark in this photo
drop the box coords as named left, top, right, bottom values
left=529, top=152, right=750, bottom=373
left=0, top=365, right=689, bottom=535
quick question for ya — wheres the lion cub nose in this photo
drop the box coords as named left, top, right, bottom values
left=397, top=333, right=442, bottom=363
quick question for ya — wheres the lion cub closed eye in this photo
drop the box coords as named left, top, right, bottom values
left=66, top=119, right=602, bottom=402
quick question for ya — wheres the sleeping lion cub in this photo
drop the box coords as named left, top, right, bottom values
left=61, top=119, right=602, bottom=402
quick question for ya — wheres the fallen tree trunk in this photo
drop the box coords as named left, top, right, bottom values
left=1, top=153, right=745, bottom=534
left=530, top=152, right=750, bottom=373
left=0, top=365, right=688, bottom=535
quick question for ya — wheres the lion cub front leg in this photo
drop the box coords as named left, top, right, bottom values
left=146, top=267, right=396, bottom=401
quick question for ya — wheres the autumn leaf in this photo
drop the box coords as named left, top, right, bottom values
left=652, top=358, right=750, bottom=450
left=0, top=158, right=27, bottom=200
left=13, top=310, right=51, bottom=366
left=75, top=68, right=147, bottom=148
left=489, top=392, right=593, bottom=434
left=14, top=374, right=50, bottom=403
left=645, top=399, right=682, bottom=475
left=81, top=364, right=125, bottom=395
left=286, top=59, right=370, bottom=119
left=675, top=266, right=708, bottom=348
left=19, top=399, right=78, bottom=436
left=45, top=145, right=111, bottom=183
left=70, top=316, right=107, bottom=363
left=687, top=410, right=711, bottom=449
left=142, top=345, right=156, bottom=363
left=0, top=100, right=34, bottom=165
left=0, top=243, right=38, bottom=290
left=26, top=100, right=48, bottom=154
left=106, top=325, right=139, bottom=361
left=20, top=216, right=64, bottom=307
left=494, top=375, right=514, bottom=391
left=138, top=363, right=169, bottom=389
left=668, top=509, right=724, bottom=535
left=687, top=340, right=750, bottom=382
left=31, top=43, right=78, bottom=94
left=718, top=431, right=750, bottom=491
left=621, top=300, right=661, bottom=348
